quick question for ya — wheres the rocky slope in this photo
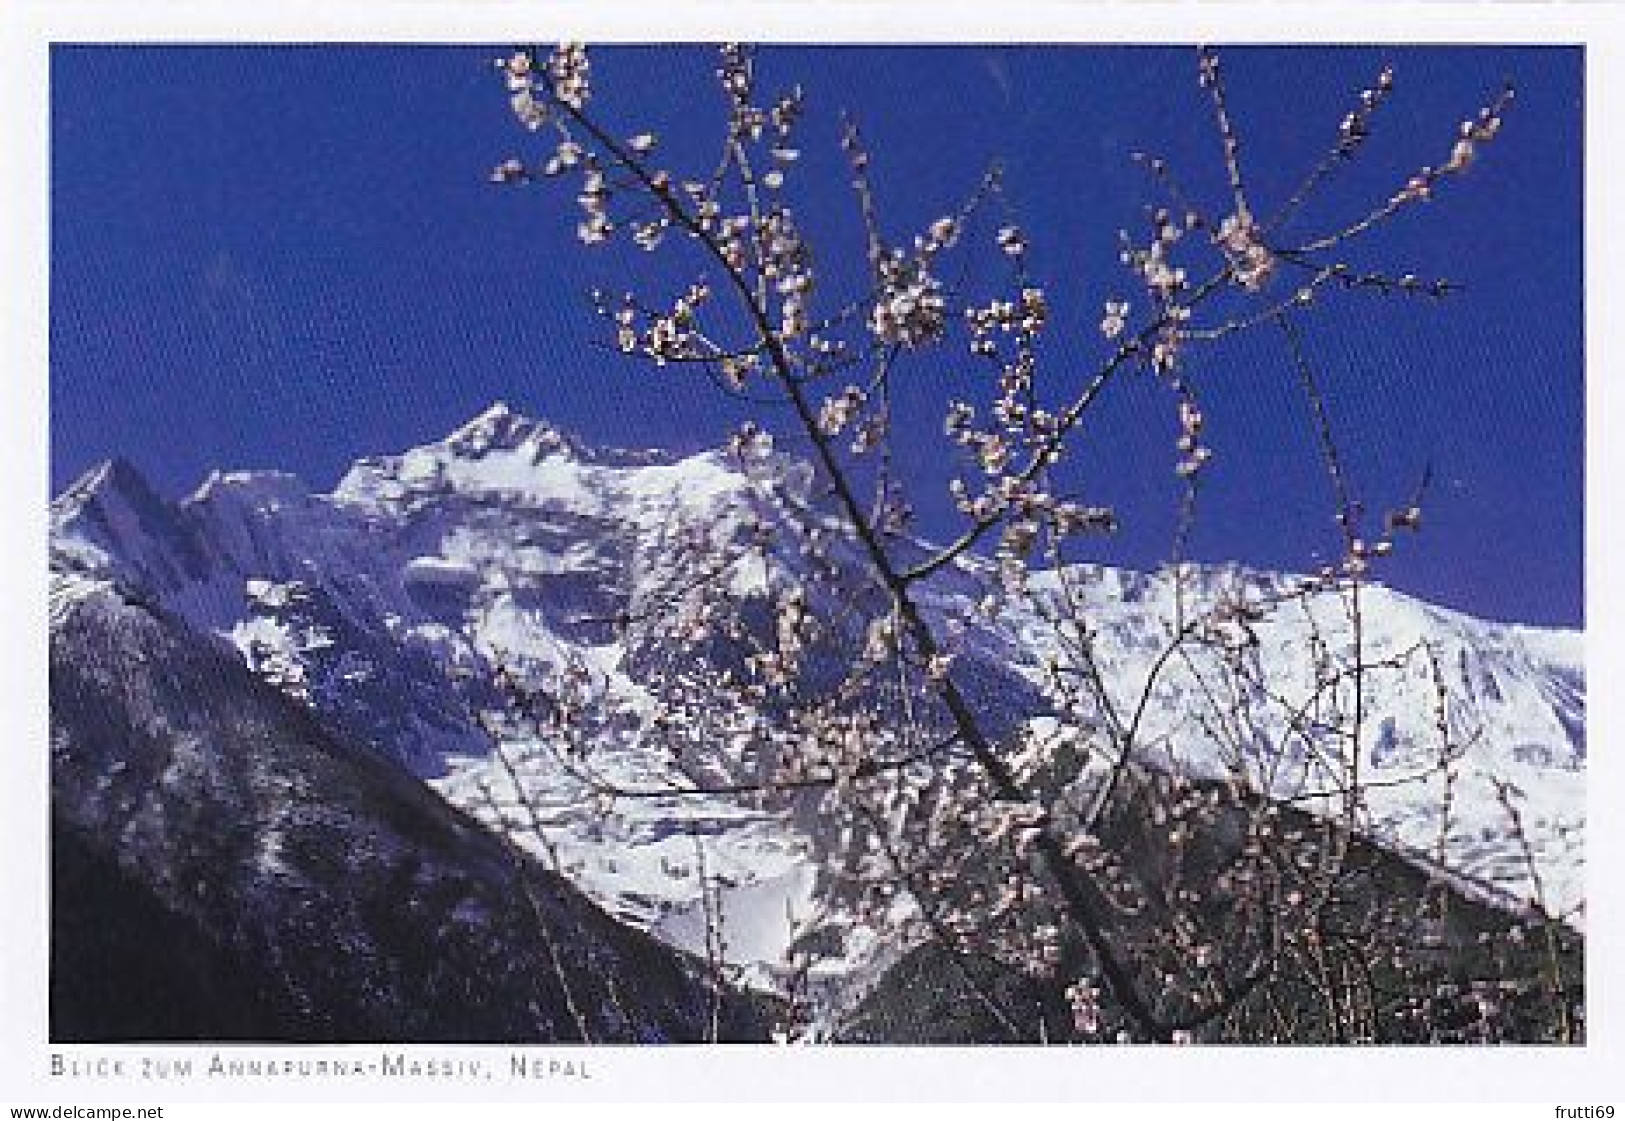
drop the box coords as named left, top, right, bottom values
left=49, top=573, right=769, bottom=1042
left=49, top=403, right=1586, bottom=1019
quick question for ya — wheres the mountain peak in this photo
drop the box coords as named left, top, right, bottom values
left=50, top=455, right=224, bottom=597
left=441, top=401, right=569, bottom=460
left=51, top=457, right=175, bottom=533
left=56, top=456, right=157, bottom=510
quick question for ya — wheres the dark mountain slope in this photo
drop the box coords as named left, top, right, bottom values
left=50, top=578, right=769, bottom=1042
left=837, top=771, right=1583, bottom=1045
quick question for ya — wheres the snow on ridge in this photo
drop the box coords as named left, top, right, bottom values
left=998, top=560, right=1586, bottom=927
left=443, top=400, right=536, bottom=450
left=401, top=555, right=483, bottom=588
left=53, top=405, right=756, bottom=554
left=48, top=570, right=112, bottom=628
left=186, top=468, right=312, bottom=511
left=50, top=457, right=151, bottom=519
left=331, top=411, right=752, bottom=526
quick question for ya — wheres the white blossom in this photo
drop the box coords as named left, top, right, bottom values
left=1216, top=210, right=1275, bottom=291
left=1100, top=299, right=1130, bottom=340
left=870, top=255, right=947, bottom=348
left=1066, top=978, right=1102, bottom=1035
left=548, top=42, right=591, bottom=110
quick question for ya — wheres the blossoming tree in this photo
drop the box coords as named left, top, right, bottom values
left=482, top=43, right=1578, bottom=1044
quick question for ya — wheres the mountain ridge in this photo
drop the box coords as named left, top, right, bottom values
left=50, top=403, right=1587, bottom=994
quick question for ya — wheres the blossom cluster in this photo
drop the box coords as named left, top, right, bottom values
left=496, top=45, right=590, bottom=131
left=1174, top=397, right=1211, bottom=479
left=869, top=252, right=948, bottom=348
left=1394, top=87, right=1511, bottom=206
left=600, top=283, right=714, bottom=365
left=1337, top=66, right=1396, bottom=157
left=1215, top=209, right=1275, bottom=291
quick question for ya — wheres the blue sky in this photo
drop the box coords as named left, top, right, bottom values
left=50, top=44, right=1583, bottom=626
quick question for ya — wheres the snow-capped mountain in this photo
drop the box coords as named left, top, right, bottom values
left=49, top=403, right=1586, bottom=992
left=1001, top=565, right=1583, bottom=925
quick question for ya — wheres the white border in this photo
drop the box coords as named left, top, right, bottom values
left=3, top=0, right=1620, bottom=1107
